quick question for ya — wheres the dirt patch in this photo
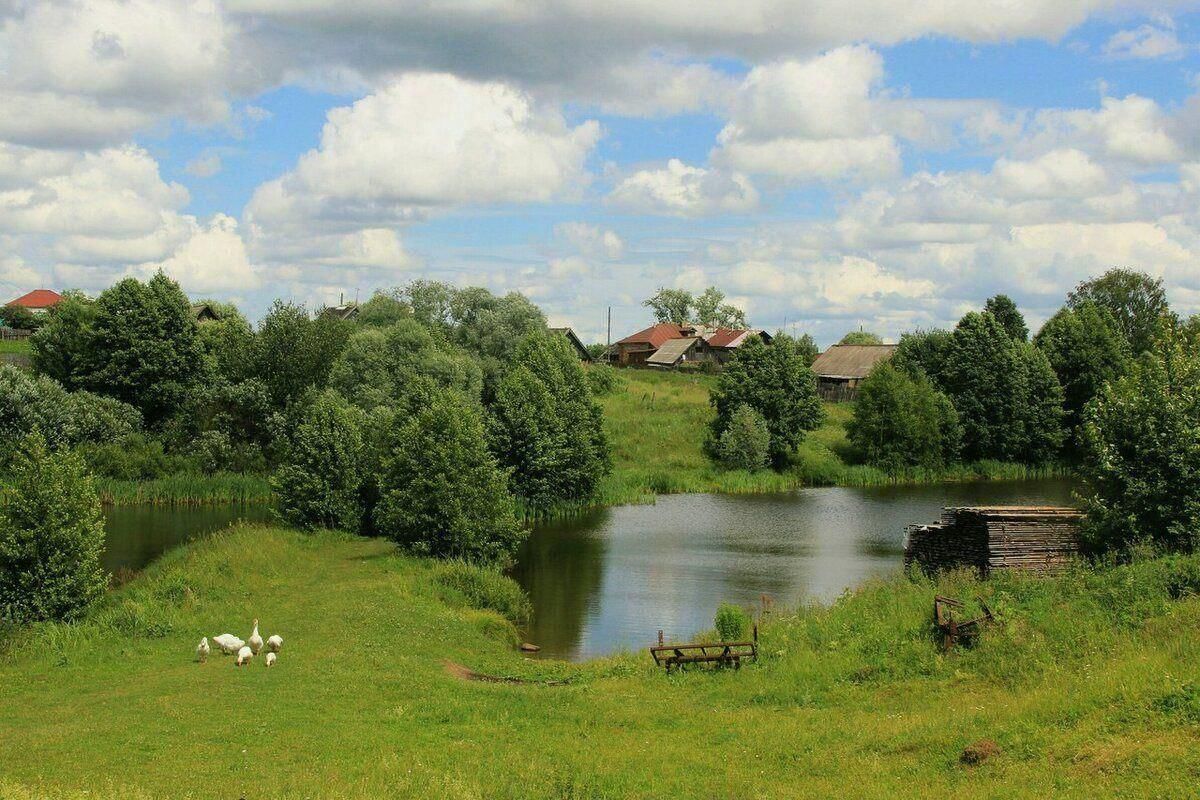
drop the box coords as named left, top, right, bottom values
left=960, top=739, right=1001, bottom=766
left=442, top=660, right=568, bottom=686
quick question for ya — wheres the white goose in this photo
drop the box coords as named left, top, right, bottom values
left=196, top=637, right=210, bottom=663
left=212, top=633, right=244, bottom=655
left=235, top=645, right=253, bottom=667
left=266, top=635, right=283, bottom=653
left=248, top=619, right=264, bottom=655
left=265, top=652, right=277, bottom=668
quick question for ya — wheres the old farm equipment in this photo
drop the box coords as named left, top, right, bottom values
left=934, top=595, right=994, bottom=651
left=650, top=626, right=758, bottom=673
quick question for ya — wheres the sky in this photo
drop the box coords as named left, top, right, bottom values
left=2, top=2, right=1200, bottom=345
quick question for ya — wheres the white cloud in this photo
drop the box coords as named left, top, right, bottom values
left=185, top=153, right=223, bottom=178
left=608, top=159, right=758, bottom=217
left=556, top=222, right=625, bottom=260
left=1103, top=20, right=1187, bottom=60
left=143, top=213, right=261, bottom=293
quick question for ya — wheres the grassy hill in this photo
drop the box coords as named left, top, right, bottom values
left=2, top=524, right=1199, bottom=798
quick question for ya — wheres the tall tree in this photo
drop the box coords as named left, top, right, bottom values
left=1068, top=268, right=1171, bottom=356
left=29, top=291, right=97, bottom=390
left=984, top=294, right=1029, bottom=341
left=255, top=301, right=352, bottom=410
left=847, top=364, right=960, bottom=472
left=694, top=287, right=748, bottom=328
left=709, top=336, right=824, bottom=467
left=272, top=391, right=366, bottom=532
left=839, top=330, right=884, bottom=345
left=643, top=288, right=693, bottom=325
left=77, top=273, right=204, bottom=426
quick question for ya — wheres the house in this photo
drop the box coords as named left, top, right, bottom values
left=549, top=327, right=591, bottom=361
left=321, top=304, right=360, bottom=321
left=6, top=289, right=62, bottom=315
left=646, top=336, right=708, bottom=368
left=810, top=344, right=898, bottom=401
left=615, top=322, right=770, bottom=368
left=191, top=303, right=219, bottom=324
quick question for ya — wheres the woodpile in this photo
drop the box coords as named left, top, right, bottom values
left=904, top=506, right=1083, bottom=577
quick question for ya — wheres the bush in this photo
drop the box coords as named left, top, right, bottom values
left=716, top=404, right=771, bottom=471
left=714, top=602, right=750, bottom=641
left=0, top=435, right=108, bottom=623
left=374, top=389, right=525, bottom=563
left=585, top=364, right=622, bottom=396
left=847, top=364, right=960, bottom=472
left=272, top=391, right=366, bottom=531
left=0, top=304, right=39, bottom=331
left=432, top=560, right=532, bottom=626
left=75, top=434, right=183, bottom=480
left=709, top=336, right=824, bottom=467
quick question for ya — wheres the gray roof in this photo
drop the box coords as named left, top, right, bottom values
left=811, top=344, right=898, bottom=379
left=646, top=336, right=700, bottom=366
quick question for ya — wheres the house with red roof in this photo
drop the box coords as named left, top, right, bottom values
left=615, top=322, right=771, bottom=368
left=6, top=289, right=63, bottom=315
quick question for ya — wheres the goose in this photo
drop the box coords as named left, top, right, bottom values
left=213, top=633, right=244, bottom=655
left=248, top=619, right=264, bottom=655
left=196, top=637, right=210, bottom=663
left=265, top=652, right=277, bottom=668
left=266, top=634, right=283, bottom=653
left=235, top=646, right=253, bottom=667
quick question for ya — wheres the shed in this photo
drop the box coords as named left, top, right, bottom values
left=549, top=327, right=591, bottom=361
left=191, top=303, right=219, bottom=324
left=646, top=336, right=706, bottom=368
left=810, top=344, right=897, bottom=401
left=615, top=323, right=694, bottom=366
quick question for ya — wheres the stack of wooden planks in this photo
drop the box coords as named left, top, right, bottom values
left=905, top=506, right=1083, bottom=577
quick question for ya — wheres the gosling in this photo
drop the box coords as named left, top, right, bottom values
left=265, top=652, right=277, bottom=668
left=235, top=645, right=253, bottom=667
left=196, top=637, right=210, bottom=663
left=266, top=634, right=283, bottom=653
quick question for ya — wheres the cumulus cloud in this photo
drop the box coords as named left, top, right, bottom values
left=608, top=159, right=758, bottom=216
left=556, top=222, right=625, bottom=260
left=1103, top=20, right=1187, bottom=60
left=143, top=213, right=261, bottom=293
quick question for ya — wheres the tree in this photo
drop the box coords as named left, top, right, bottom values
left=793, top=333, right=821, bottom=366
left=75, top=273, right=204, bottom=426
left=847, top=364, right=960, bottom=472
left=892, top=329, right=953, bottom=381
left=715, top=404, right=771, bottom=471
left=1079, top=335, right=1200, bottom=554
left=272, top=391, right=366, bottom=531
left=984, top=294, right=1028, bottom=341
left=694, top=287, right=748, bottom=328
left=197, top=304, right=256, bottom=385
left=0, top=435, right=107, bottom=623
left=356, top=290, right=412, bottom=328
left=709, top=336, right=824, bottom=467
left=255, top=301, right=352, bottom=410
left=839, top=330, right=883, bottom=345
left=403, top=279, right=456, bottom=333
left=0, top=304, right=38, bottom=331
left=29, top=291, right=97, bottom=390
left=643, top=288, right=693, bottom=325
left=1034, top=302, right=1130, bottom=448
left=374, top=390, right=525, bottom=563
left=1068, top=268, right=1172, bottom=355
left=449, top=289, right=546, bottom=395
left=487, top=333, right=610, bottom=508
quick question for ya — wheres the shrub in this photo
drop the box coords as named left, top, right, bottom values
left=848, top=364, right=960, bottom=472
left=272, top=391, right=366, bottom=531
left=585, top=364, right=622, bottom=396
left=0, top=304, right=39, bottom=331
left=716, top=404, right=771, bottom=471
left=75, top=435, right=183, bottom=480
left=0, top=435, right=108, bottom=623
left=374, top=389, right=525, bottom=563
left=709, top=336, right=824, bottom=467
left=432, top=560, right=532, bottom=626
left=191, top=431, right=234, bottom=475
left=714, top=602, right=750, bottom=641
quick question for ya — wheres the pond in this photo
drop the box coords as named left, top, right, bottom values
left=510, top=479, right=1078, bottom=660
left=100, top=478, right=1077, bottom=660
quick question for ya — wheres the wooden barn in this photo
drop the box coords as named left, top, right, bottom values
left=615, top=323, right=770, bottom=368
left=810, top=344, right=897, bottom=401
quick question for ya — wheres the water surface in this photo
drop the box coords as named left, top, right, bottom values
left=102, top=504, right=273, bottom=574
left=511, top=479, right=1077, bottom=660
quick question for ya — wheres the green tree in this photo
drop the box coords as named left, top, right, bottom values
left=29, top=291, right=97, bottom=390
left=1068, top=268, right=1172, bottom=355
left=715, top=404, right=771, bottom=471
left=643, top=288, right=693, bottom=325
left=847, top=364, right=960, bottom=472
left=984, top=294, right=1028, bottom=341
left=1080, top=336, right=1200, bottom=554
left=76, top=273, right=204, bottom=426
left=839, top=330, right=883, bottom=345
left=0, top=304, right=39, bottom=331
left=403, top=279, right=456, bottom=333
left=1034, top=302, right=1130, bottom=448
left=255, top=301, right=352, bottom=410
left=197, top=304, right=256, bottom=384
left=793, top=333, right=821, bottom=366
left=892, top=328, right=953, bottom=381
left=374, top=390, right=524, bottom=563
left=694, top=287, right=747, bottom=328
left=356, top=290, right=412, bottom=328
left=0, top=435, right=107, bottom=623
left=449, top=288, right=546, bottom=395
left=272, top=391, right=365, bottom=531
left=709, top=336, right=824, bottom=467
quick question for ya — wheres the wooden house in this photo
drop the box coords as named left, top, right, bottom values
left=810, top=344, right=897, bottom=401
left=549, top=327, right=591, bottom=361
left=191, top=303, right=219, bottom=324
left=615, top=323, right=770, bottom=368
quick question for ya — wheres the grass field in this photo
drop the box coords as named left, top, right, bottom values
left=2, top=523, right=1199, bottom=798
left=592, top=369, right=1064, bottom=510
left=0, top=338, right=31, bottom=355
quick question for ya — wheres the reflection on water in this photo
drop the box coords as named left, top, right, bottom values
left=102, top=505, right=273, bottom=573
left=512, top=479, right=1077, bottom=660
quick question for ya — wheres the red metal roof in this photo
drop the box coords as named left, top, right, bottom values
left=705, top=328, right=749, bottom=348
left=616, top=323, right=693, bottom=347
left=6, top=289, right=62, bottom=309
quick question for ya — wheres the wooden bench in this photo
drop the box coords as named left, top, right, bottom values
left=650, top=627, right=758, bottom=672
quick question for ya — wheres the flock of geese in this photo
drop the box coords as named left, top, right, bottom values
left=195, top=619, right=283, bottom=667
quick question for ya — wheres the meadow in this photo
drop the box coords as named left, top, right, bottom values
left=2, top=523, right=1199, bottom=798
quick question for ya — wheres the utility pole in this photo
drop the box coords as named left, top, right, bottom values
left=606, top=306, right=612, bottom=364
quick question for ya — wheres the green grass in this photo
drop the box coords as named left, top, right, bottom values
left=2, top=524, right=1200, bottom=798
left=592, top=369, right=1066, bottom=509
left=0, top=338, right=31, bottom=355
left=94, top=472, right=273, bottom=506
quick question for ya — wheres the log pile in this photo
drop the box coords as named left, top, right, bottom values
left=904, top=506, right=1083, bottom=577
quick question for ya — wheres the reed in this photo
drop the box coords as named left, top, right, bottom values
left=94, top=472, right=274, bottom=506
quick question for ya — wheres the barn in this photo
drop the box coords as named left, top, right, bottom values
left=810, top=344, right=898, bottom=401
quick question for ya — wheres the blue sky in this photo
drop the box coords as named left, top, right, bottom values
left=3, top=2, right=1200, bottom=345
